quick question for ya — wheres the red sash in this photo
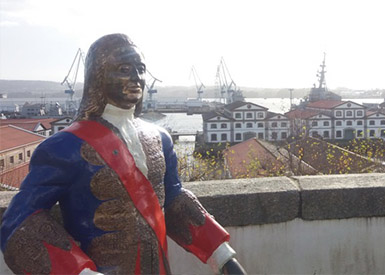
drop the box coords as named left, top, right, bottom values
left=64, top=120, right=169, bottom=274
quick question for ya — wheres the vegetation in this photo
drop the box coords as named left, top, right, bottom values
left=176, top=137, right=385, bottom=182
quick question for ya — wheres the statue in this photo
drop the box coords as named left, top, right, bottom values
left=0, top=33, right=246, bottom=275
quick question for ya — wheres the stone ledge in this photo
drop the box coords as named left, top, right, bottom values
left=184, top=177, right=299, bottom=226
left=1, top=173, right=385, bottom=226
left=297, top=173, right=385, bottom=220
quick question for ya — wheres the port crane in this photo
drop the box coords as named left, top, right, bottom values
left=190, top=66, right=205, bottom=100
left=61, top=48, right=85, bottom=101
left=144, top=70, right=161, bottom=109
left=61, top=48, right=85, bottom=115
left=215, top=57, right=244, bottom=104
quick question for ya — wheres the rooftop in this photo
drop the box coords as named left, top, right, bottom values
left=285, top=109, right=322, bottom=119
left=224, top=101, right=268, bottom=111
left=0, top=118, right=55, bottom=131
left=223, top=138, right=285, bottom=178
left=306, top=100, right=345, bottom=109
left=0, top=163, right=29, bottom=190
left=0, top=125, right=46, bottom=152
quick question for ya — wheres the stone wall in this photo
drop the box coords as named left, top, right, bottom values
left=1, top=173, right=385, bottom=274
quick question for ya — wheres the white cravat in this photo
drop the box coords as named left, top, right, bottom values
left=101, top=104, right=148, bottom=178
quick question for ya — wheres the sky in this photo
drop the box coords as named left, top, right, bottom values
left=1, top=0, right=385, bottom=90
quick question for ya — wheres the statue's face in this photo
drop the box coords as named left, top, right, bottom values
left=103, top=45, right=146, bottom=109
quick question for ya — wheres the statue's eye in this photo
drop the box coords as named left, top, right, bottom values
left=119, top=65, right=131, bottom=73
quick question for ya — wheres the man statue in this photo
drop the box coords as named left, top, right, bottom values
left=0, top=33, right=246, bottom=275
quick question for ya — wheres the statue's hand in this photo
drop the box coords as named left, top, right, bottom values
left=221, top=258, right=247, bottom=275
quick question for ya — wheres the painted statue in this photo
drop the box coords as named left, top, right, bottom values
left=0, top=33, right=246, bottom=275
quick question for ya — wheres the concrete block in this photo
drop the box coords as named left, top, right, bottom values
left=184, top=177, right=300, bottom=226
left=297, top=174, right=385, bottom=220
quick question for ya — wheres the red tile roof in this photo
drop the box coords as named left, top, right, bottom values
left=306, top=100, right=345, bottom=109
left=225, top=101, right=268, bottom=111
left=285, top=109, right=321, bottom=119
left=223, top=138, right=285, bottom=178
left=0, top=118, right=55, bottom=131
left=0, top=125, right=46, bottom=152
left=0, top=163, right=29, bottom=189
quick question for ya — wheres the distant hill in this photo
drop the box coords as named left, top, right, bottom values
left=1, top=79, right=382, bottom=99
left=0, top=80, right=84, bottom=98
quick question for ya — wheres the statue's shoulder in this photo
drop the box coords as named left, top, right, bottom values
left=30, top=130, right=84, bottom=164
left=134, top=118, right=172, bottom=141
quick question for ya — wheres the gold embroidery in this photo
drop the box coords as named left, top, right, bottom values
left=4, top=211, right=72, bottom=275
left=90, top=167, right=127, bottom=201
left=165, top=189, right=207, bottom=246
left=94, top=198, right=137, bottom=231
left=80, top=142, right=105, bottom=166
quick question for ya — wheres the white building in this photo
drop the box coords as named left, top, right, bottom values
left=50, top=117, right=73, bottom=135
left=202, top=102, right=290, bottom=143
left=286, top=100, right=385, bottom=140
left=366, top=111, right=385, bottom=139
left=203, top=100, right=385, bottom=144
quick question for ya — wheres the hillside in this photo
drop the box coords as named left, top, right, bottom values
left=1, top=79, right=382, bottom=99
left=0, top=80, right=84, bottom=98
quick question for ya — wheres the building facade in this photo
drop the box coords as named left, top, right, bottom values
left=0, top=125, right=46, bottom=189
left=203, top=102, right=290, bottom=143
left=203, top=100, right=385, bottom=144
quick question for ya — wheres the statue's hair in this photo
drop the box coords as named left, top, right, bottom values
left=75, top=33, right=143, bottom=121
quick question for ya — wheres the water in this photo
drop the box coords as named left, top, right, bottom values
left=2, top=97, right=383, bottom=133
left=146, top=97, right=385, bottom=134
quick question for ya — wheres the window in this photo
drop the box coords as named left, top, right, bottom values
left=246, top=122, right=253, bottom=128
left=381, top=130, right=385, bottom=137
left=336, top=121, right=342, bottom=126
left=357, top=130, right=363, bottom=137
left=235, top=133, right=242, bottom=140
left=272, top=122, right=278, bottom=127
left=323, top=131, right=329, bottom=138
left=370, top=130, right=375, bottom=137
left=27, top=150, right=31, bottom=157
left=346, top=110, right=353, bottom=116
left=357, top=120, right=363, bottom=126
left=246, top=113, right=253, bottom=118
left=323, top=121, right=330, bottom=126
left=257, top=112, right=264, bottom=118
left=311, top=131, right=318, bottom=137
left=10, top=156, right=14, bottom=164
left=336, top=130, right=342, bottom=137
left=369, top=120, right=375, bottom=126
left=235, top=113, right=241, bottom=119
left=281, top=122, right=287, bottom=127
left=357, top=110, right=363, bottom=116
left=235, top=123, right=241, bottom=128
left=210, top=124, right=217, bottom=129
left=311, top=121, right=318, bottom=127
left=346, top=121, right=352, bottom=126
left=257, top=122, right=263, bottom=128
left=221, top=133, right=227, bottom=141
left=258, top=132, right=264, bottom=139
left=0, top=159, right=4, bottom=168
left=211, top=134, right=217, bottom=141
left=281, top=132, right=287, bottom=139
left=221, top=123, right=227, bottom=129
left=271, top=132, right=278, bottom=139
left=335, top=111, right=342, bottom=117
left=18, top=153, right=23, bottom=160
left=381, top=120, right=385, bottom=125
